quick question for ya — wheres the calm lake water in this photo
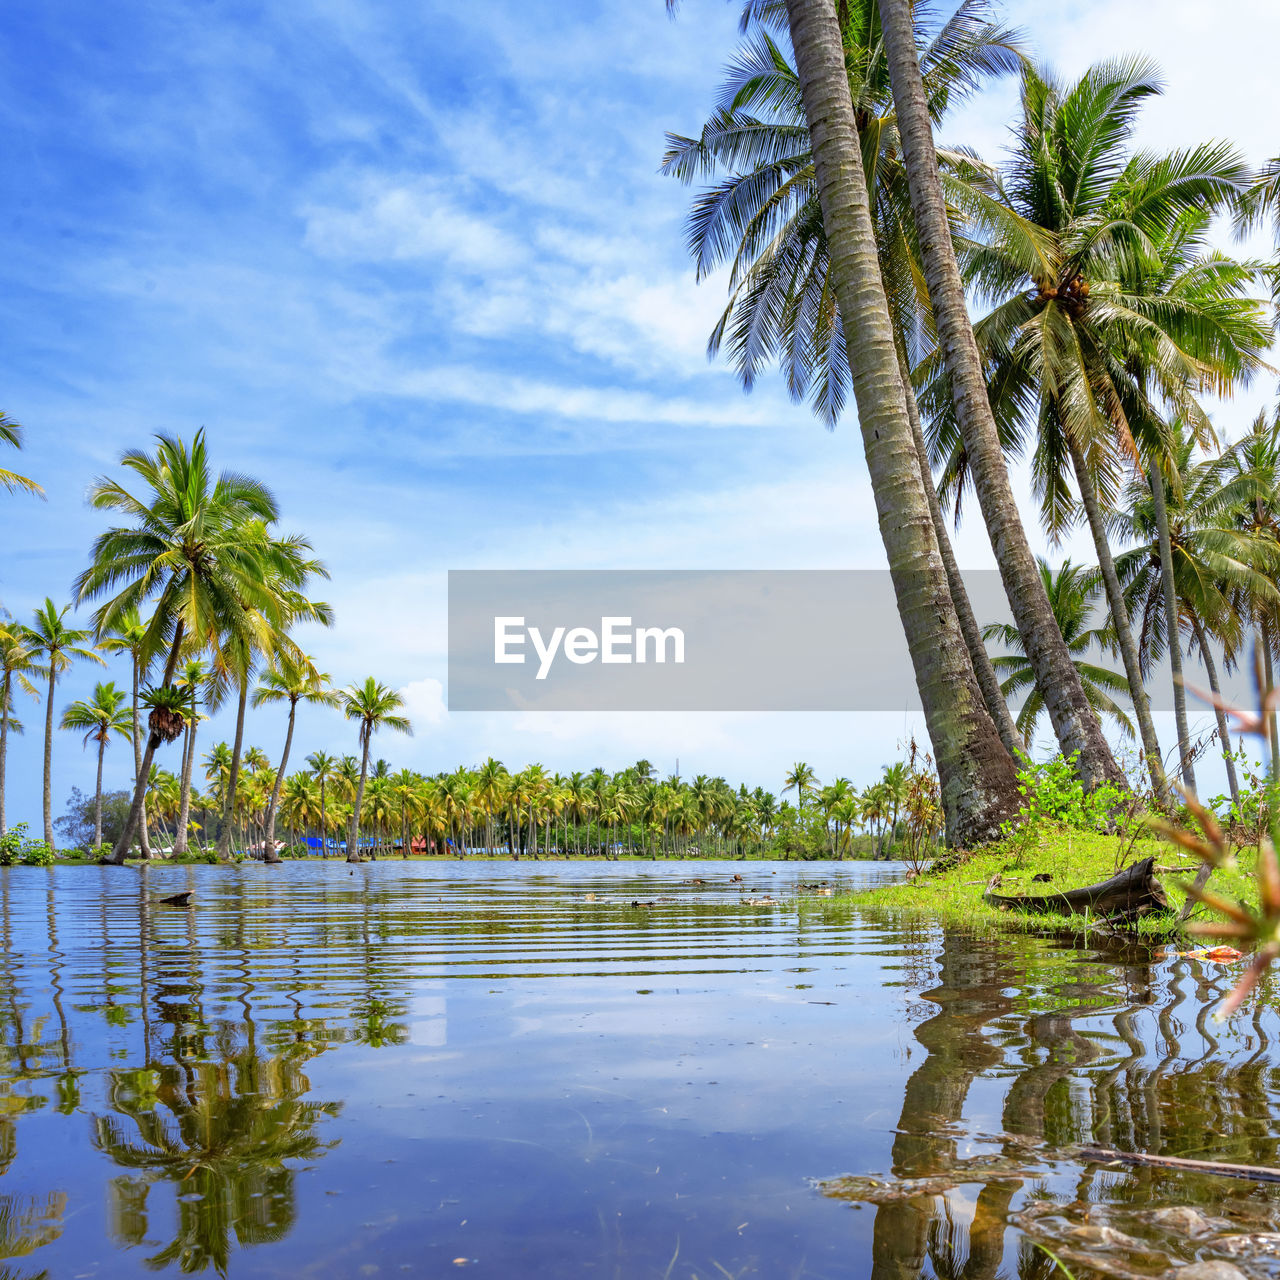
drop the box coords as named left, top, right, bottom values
left=1, top=860, right=1279, bottom=1278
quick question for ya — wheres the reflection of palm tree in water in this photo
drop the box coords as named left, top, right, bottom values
left=0, top=1191, right=66, bottom=1280
left=93, top=1053, right=340, bottom=1276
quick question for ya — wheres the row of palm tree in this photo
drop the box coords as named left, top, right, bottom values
left=665, top=0, right=1280, bottom=839
left=129, top=752, right=921, bottom=861
left=0, top=431, right=417, bottom=864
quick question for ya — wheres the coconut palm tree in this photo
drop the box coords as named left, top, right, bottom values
left=305, top=752, right=338, bottom=857
left=782, top=761, right=819, bottom=811
left=876, top=0, right=1125, bottom=792
left=339, top=679, right=411, bottom=862
left=0, top=623, right=42, bottom=835
left=1112, top=425, right=1280, bottom=805
left=75, top=432, right=284, bottom=863
left=26, top=600, right=104, bottom=850
left=0, top=414, right=43, bottom=498
left=931, top=57, right=1271, bottom=794
left=663, top=0, right=1028, bottom=762
left=982, top=561, right=1135, bottom=749
left=712, top=0, right=1022, bottom=844
left=60, top=682, right=132, bottom=850
left=252, top=656, right=338, bottom=862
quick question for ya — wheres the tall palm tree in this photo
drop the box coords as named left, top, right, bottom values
left=26, top=600, right=104, bottom=850
left=75, top=432, right=282, bottom=864
left=0, top=623, right=42, bottom=835
left=60, top=682, right=132, bottom=851
left=752, top=0, right=1021, bottom=843
left=982, top=561, right=1134, bottom=749
left=0, top=414, right=43, bottom=498
left=211, top=547, right=332, bottom=861
left=782, top=761, right=819, bottom=810
left=98, top=608, right=158, bottom=859
left=876, top=0, right=1125, bottom=793
left=662, top=0, right=1027, bottom=760
left=252, top=655, right=338, bottom=862
left=932, top=57, right=1271, bottom=794
left=339, top=679, right=411, bottom=862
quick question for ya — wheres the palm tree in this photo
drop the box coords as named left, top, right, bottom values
left=306, top=752, right=338, bottom=857
left=98, top=608, right=158, bottom=858
left=0, top=414, right=43, bottom=498
left=339, top=679, right=411, bottom=862
left=0, top=623, right=42, bottom=835
left=876, top=0, right=1124, bottom=793
left=982, top=561, right=1134, bottom=749
left=60, top=682, right=132, bottom=850
left=252, top=656, right=338, bottom=862
left=738, top=0, right=1021, bottom=844
left=75, top=432, right=283, bottom=864
left=211, top=544, right=333, bottom=861
left=663, top=0, right=1027, bottom=761
left=933, top=57, right=1271, bottom=794
left=26, top=599, right=104, bottom=850
left=782, top=761, right=819, bottom=810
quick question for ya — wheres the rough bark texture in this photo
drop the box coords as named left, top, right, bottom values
left=128, top=654, right=153, bottom=860
left=1149, top=463, right=1196, bottom=791
left=782, top=0, right=1020, bottom=845
left=262, top=699, right=297, bottom=863
left=878, top=0, right=1126, bottom=795
left=1068, top=437, right=1167, bottom=797
left=984, top=856, right=1168, bottom=917
left=899, top=352, right=1025, bottom=759
left=174, top=705, right=197, bottom=857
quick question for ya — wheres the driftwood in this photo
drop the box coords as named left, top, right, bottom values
left=983, top=856, right=1167, bottom=918
left=157, top=891, right=192, bottom=907
left=1078, top=1146, right=1280, bottom=1184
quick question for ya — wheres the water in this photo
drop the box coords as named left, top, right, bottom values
left=1, top=860, right=1279, bottom=1278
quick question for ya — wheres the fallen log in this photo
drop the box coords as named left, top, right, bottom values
left=1077, top=1146, right=1280, bottom=1184
left=983, top=856, right=1167, bottom=918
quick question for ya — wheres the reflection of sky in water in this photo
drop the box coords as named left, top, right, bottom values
left=0, top=862, right=1277, bottom=1277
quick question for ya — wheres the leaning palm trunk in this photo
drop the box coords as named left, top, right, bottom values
left=782, top=0, right=1020, bottom=845
left=107, top=625, right=185, bottom=864
left=262, top=699, right=297, bottom=864
left=127, top=654, right=153, bottom=860
left=1189, top=616, right=1239, bottom=807
left=1149, top=462, right=1196, bottom=790
left=878, top=0, right=1125, bottom=795
left=216, top=682, right=249, bottom=860
left=899, top=351, right=1024, bottom=759
left=1067, top=438, right=1167, bottom=798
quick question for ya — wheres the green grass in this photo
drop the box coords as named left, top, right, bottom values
left=849, top=823, right=1260, bottom=940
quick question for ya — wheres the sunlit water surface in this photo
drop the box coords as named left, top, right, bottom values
left=1, top=860, right=1279, bottom=1279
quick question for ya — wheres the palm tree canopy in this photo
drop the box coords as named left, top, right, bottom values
left=0, top=412, right=44, bottom=498
left=340, top=678, right=412, bottom=748
left=61, top=682, right=133, bottom=747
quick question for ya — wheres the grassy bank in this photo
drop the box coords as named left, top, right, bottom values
left=850, top=824, right=1260, bottom=938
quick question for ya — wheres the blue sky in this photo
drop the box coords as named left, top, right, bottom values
left=3, top=0, right=1278, bottom=830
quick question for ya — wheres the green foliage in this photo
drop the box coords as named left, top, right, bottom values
left=21, top=838, right=54, bottom=866
left=1008, top=754, right=1125, bottom=835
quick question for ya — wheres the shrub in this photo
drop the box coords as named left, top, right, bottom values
left=21, top=840, right=54, bottom=867
left=1008, top=754, right=1125, bottom=834
left=0, top=824, right=27, bottom=867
